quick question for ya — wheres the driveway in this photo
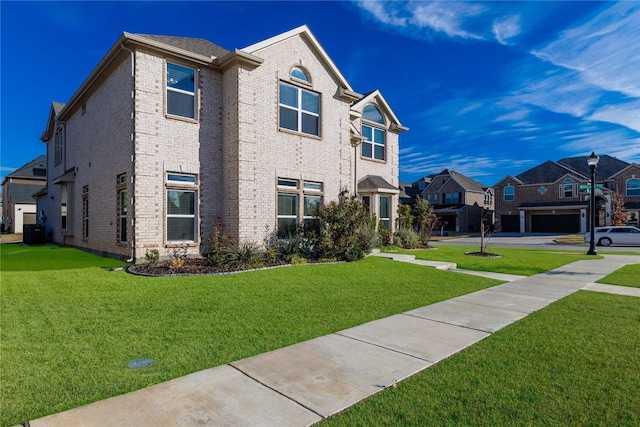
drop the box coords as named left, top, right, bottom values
left=432, top=233, right=640, bottom=253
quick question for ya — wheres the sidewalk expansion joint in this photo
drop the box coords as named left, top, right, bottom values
left=333, top=332, right=435, bottom=364
left=400, top=312, right=499, bottom=335
left=228, top=363, right=326, bottom=419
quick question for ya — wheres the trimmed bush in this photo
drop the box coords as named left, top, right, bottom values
left=393, top=227, right=419, bottom=249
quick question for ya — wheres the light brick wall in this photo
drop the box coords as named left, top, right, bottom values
left=55, top=54, right=133, bottom=258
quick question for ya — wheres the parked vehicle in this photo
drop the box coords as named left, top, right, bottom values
left=584, top=226, right=640, bottom=246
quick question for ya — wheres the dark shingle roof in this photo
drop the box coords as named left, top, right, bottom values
left=516, top=155, right=631, bottom=184
left=7, top=155, right=47, bottom=179
left=516, top=160, right=577, bottom=184
left=449, top=170, right=488, bottom=192
left=557, top=155, right=629, bottom=182
left=133, top=34, right=230, bottom=59
left=358, top=175, right=397, bottom=192
left=9, top=184, right=46, bottom=203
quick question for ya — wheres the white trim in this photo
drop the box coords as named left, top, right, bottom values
left=242, top=25, right=354, bottom=92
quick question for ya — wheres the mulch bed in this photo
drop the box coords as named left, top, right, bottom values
left=127, top=258, right=288, bottom=276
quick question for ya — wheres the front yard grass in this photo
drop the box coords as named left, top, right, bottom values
left=598, top=263, right=640, bottom=288
left=1, top=244, right=501, bottom=426
left=322, top=291, right=640, bottom=426
left=392, top=245, right=601, bottom=276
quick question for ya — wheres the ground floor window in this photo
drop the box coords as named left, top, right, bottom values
left=61, top=185, right=68, bottom=230
left=118, top=190, right=127, bottom=243
left=82, top=186, right=89, bottom=239
left=167, top=190, right=196, bottom=242
left=277, top=178, right=323, bottom=238
left=166, top=172, right=197, bottom=243
left=379, top=195, right=391, bottom=229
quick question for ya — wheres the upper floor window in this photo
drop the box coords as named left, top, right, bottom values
left=561, top=183, right=574, bottom=198
left=627, top=178, right=640, bottom=196
left=279, top=82, right=320, bottom=136
left=484, top=192, right=493, bottom=206
left=166, top=62, right=196, bottom=119
left=54, top=127, right=64, bottom=166
left=290, top=67, right=309, bottom=82
left=504, top=185, right=515, bottom=201
left=362, top=104, right=385, bottom=161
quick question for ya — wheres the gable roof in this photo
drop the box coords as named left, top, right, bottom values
left=515, top=155, right=631, bottom=185
left=557, top=155, right=630, bottom=182
left=242, top=25, right=355, bottom=93
left=516, top=160, right=583, bottom=185
left=2, top=155, right=47, bottom=187
left=131, top=34, right=230, bottom=59
left=5, top=155, right=47, bottom=179
left=352, top=90, right=408, bottom=133
left=423, top=169, right=488, bottom=193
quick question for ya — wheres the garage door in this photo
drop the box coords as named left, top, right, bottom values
left=500, top=215, right=520, bottom=232
left=439, top=215, right=456, bottom=231
left=531, top=214, right=579, bottom=233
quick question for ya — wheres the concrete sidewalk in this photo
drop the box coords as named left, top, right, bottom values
left=27, top=255, right=639, bottom=427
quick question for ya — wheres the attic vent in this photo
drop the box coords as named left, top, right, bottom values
left=33, top=168, right=46, bottom=177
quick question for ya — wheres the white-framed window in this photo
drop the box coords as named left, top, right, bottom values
left=361, top=104, right=386, bottom=161
left=627, top=178, right=640, bottom=196
left=82, top=185, right=89, bottom=239
left=61, top=185, right=68, bottom=230
left=504, top=185, right=515, bottom=201
left=54, top=127, right=64, bottom=166
left=279, top=81, right=320, bottom=136
left=277, top=178, right=323, bottom=238
left=560, top=180, right=575, bottom=198
left=166, top=62, right=196, bottom=119
left=379, top=196, right=391, bottom=230
left=166, top=173, right=197, bottom=243
left=117, top=173, right=127, bottom=243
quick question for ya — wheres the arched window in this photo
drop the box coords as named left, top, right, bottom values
left=291, top=67, right=309, bottom=82
left=363, top=104, right=384, bottom=124
left=361, top=104, right=385, bottom=161
left=627, top=178, right=640, bottom=196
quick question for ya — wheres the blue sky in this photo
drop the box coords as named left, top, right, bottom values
left=1, top=1, right=639, bottom=187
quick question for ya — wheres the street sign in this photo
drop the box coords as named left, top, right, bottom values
left=579, top=183, right=604, bottom=191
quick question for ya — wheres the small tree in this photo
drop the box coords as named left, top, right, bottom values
left=397, top=204, right=414, bottom=229
left=611, top=192, right=627, bottom=226
left=412, top=197, right=441, bottom=247
left=479, top=206, right=493, bottom=253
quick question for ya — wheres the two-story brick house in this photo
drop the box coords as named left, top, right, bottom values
left=399, top=170, right=494, bottom=232
left=494, top=155, right=640, bottom=233
left=37, top=26, right=407, bottom=261
left=1, top=155, right=47, bottom=234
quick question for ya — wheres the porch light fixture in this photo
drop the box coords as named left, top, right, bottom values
left=587, top=151, right=599, bottom=255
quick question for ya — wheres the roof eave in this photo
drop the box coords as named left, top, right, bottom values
left=213, top=49, right=264, bottom=71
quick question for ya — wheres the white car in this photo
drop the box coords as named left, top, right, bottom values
left=584, top=226, right=640, bottom=247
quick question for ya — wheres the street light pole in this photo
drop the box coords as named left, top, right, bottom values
left=587, top=151, right=599, bottom=255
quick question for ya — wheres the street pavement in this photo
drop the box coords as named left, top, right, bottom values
left=26, top=253, right=639, bottom=427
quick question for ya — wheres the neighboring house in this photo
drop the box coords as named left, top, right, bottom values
left=1, top=155, right=47, bottom=233
left=494, top=155, right=640, bottom=233
left=38, top=26, right=407, bottom=261
left=401, top=170, right=494, bottom=232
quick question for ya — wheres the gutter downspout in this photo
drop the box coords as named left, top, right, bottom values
left=121, top=43, right=136, bottom=262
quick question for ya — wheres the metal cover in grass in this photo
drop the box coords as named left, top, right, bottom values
left=127, top=358, right=153, bottom=369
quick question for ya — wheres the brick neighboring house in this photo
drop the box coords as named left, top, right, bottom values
left=494, top=155, right=640, bottom=233
left=1, top=155, right=47, bottom=234
left=401, top=170, right=494, bottom=232
left=37, top=26, right=407, bottom=261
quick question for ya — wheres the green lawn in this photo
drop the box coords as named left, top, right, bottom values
left=322, top=291, right=640, bottom=426
left=391, top=245, right=602, bottom=276
left=598, top=263, right=640, bottom=288
left=1, top=244, right=501, bottom=426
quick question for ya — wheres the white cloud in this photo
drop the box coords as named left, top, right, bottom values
left=492, top=15, right=521, bottom=45
left=407, top=1, right=486, bottom=40
left=532, top=2, right=640, bottom=98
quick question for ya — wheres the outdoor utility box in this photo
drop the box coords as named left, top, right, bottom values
left=23, top=224, right=46, bottom=245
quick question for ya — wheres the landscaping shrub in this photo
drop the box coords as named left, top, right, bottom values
left=393, top=227, right=419, bottom=249
left=145, top=248, right=160, bottom=263
left=221, top=241, right=263, bottom=270
left=317, top=197, right=372, bottom=261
